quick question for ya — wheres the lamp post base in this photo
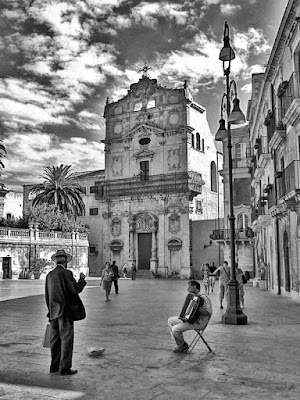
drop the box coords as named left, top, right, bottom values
left=222, top=280, right=248, bottom=325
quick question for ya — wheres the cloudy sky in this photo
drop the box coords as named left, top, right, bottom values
left=0, top=0, right=289, bottom=190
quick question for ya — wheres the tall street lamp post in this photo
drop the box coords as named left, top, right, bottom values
left=215, top=22, right=247, bottom=325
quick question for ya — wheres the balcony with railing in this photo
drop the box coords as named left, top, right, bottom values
left=93, top=171, right=204, bottom=199
left=232, top=148, right=252, bottom=169
left=276, top=160, right=300, bottom=202
left=255, top=136, right=271, bottom=168
left=280, top=72, right=300, bottom=126
left=0, top=226, right=88, bottom=245
left=210, top=228, right=254, bottom=242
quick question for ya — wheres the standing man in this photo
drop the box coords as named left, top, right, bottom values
left=213, top=261, right=230, bottom=309
left=110, top=261, right=120, bottom=294
left=45, top=249, right=86, bottom=375
left=131, top=261, right=137, bottom=280
left=209, top=262, right=217, bottom=292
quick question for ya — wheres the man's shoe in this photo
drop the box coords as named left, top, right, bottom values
left=173, top=343, right=189, bottom=353
left=61, top=369, right=78, bottom=375
left=50, top=369, right=59, bottom=373
left=220, top=305, right=223, bottom=309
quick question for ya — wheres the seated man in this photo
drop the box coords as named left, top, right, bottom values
left=168, top=280, right=212, bottom=353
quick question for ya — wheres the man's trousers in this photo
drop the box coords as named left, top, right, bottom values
left=50, top=314, right=74, bottom=373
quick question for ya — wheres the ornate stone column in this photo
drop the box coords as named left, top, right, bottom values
left=128, top=217, right=136, bottom=263
left=150, top=221, right=158, bottom=273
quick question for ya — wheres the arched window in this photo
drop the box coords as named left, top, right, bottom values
left=210, top=161, right=217, bottom=192
left=191, top=134, right=195, bottom=148
left=202, top=138, right=205, bottom=152
left=237, top=213, right=249, bottom=231
left=196, top=133, right=200, bottom=150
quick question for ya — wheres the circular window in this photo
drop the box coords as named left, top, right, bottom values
left=139, top=137, right=151, bottom=145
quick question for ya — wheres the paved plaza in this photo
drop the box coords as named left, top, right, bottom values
left=0, top=277, right=299, bottom=399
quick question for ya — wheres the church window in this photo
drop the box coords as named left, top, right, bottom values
left=89, top=246, right=97, bottom=254
left=210, top=161, right=217, bottom=192
left=139, top=137, right=151, bottom=146
left=196, top=133, right=200, bottom=150
left=89, top=208, right=99, bottom=216
left=237, top=213, right=248, bottom=231
left=191, top=134, right=195, bottom=148
left=235, top=143, right=243, bottom=159
left=140, top=161, right=149, bottom=180
left=134, top=101, right=142, bottom=111
left=147, top=99, right=155, bottom=109
left=202, top=138, right=205, bottom=152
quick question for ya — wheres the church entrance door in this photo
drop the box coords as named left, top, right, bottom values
left=138, top=233, right=152, bottom=270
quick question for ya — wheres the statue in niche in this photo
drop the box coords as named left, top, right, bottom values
left=111, top=156, right=123, bottom=177
left=167, top=148, right=181, bottom=171
left=169, top=213, right=180, bottom=234
left=136, top=213, right=154, bottom=231
left=111, top=217, right=122, bottom=237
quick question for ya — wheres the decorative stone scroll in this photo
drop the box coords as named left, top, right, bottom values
left=136, top=213, right=155, bottom=232
left=167, top=238, right=182, bottom=251
left=169, top=213, right=180, bottom=234
left=111, top=217, right=122, bottom=237
left=109, top=240, right=124, bottom=252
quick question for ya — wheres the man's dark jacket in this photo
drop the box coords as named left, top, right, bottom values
left=45, top=265, right=86, bottom=321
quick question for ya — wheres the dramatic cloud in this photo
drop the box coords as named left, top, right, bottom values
left=0, top=0, right=288, bottom=190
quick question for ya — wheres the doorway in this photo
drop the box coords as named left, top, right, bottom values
left=138, top=233, right=152, bottom=269
left=283, top=231, right=290, bottom=292
left=2, top=257, right=12, bottom=279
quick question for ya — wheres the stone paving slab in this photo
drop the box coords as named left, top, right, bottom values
left=0, top=278, right=299, bottom=399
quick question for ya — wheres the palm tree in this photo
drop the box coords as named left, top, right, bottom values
left=30, top=165, right=85, bottom=218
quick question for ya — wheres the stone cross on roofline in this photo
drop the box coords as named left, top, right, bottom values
left=139, top=63, right=151, bottom=77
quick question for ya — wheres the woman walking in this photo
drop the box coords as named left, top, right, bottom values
left=100, top=262, right=114, bottom=302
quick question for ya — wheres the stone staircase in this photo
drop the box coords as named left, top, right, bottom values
left=135, top=269, right=152, bottom=279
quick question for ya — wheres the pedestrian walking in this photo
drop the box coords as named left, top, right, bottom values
left=209, top=262, right=217, bottom=292
left=212, top=261, right=230, bottom=309
left=100, top=262, right=114, bottom=302
left=111, top=260, right=120, bottom=294
left=45, top=249, right=86, bottom=376
left=131, top=261, right=137, bottom=280
left=235, top=263, right=245, bottom=308
left=122, top=263, right=128, bottom=278
left=202, top=263, right=210, bottom=295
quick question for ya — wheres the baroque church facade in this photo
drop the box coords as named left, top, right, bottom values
left=23, top=72, right=223, bottom=278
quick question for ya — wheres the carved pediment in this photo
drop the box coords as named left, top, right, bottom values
left=125, top=123, right=164, bottom=140
left=133, top=148, right=155, bottom=160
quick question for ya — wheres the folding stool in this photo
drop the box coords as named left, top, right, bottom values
left=187, top=319, right=214, bottom=354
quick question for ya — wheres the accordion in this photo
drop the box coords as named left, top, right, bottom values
left=179, top=293, right=204, bottom=324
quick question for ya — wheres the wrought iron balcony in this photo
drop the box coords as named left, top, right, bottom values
left=210, top=228, right=254, bottom=241
left=92, top=171, right=204, bottom=199
left=276, top=160, right=300, bottom=201
left=280, top=72, right=300, bottom=114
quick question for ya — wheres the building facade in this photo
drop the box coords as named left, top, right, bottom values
left=23, top=73, right=223, bottom=278
left=91, top=73, right=222, bottom=278
left=248, top=0, right=300, bottom=299
left=0, top=226, right=88, bottom=279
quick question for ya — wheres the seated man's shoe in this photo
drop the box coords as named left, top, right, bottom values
left=173, top=342, right=189, bottom=353
left=61, top=369, right=78, bottom=375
